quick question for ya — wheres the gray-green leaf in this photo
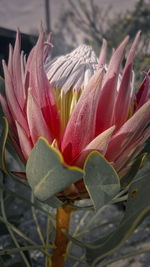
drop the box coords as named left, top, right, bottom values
left=86, top=172, right=150, bottom=266
left=0, top=117, right=9, bottom=174
left=26, top=138, right=84, bottom=202
left=84, top=151, right=120, bottom=211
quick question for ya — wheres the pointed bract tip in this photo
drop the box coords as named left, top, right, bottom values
left=48, top=32, right=52, bottom=42
left=16, top=28, right=21, bottom=44
left=37, top=24, right=45, bottom=44
left=2, top=59, right=7, bottom=70
left=137, top=30, right=141, bottom=36
left=121, top=35, right=130, bottom=47
left=102, top=38, right=107, bottom=46
left=132, top=30, right=141, bottom=45
left=9, top=44, right=13, bottom=52
left=98, top=39, right=107, bottom=68
left=40, top=22, right=45, bottom=34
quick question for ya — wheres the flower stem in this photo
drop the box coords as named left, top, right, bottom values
left=51, top=204, right=73, bottom=267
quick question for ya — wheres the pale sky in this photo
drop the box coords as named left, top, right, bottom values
left=0, top=0, right=140, bottom=35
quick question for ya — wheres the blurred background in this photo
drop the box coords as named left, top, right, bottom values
left=0, top=1, right=150, bottom=266
left=0, top=0, right=142, bottom=35
left=0, top=0, right=149, bottom=82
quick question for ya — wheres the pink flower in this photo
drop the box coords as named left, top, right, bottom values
left=1, top=28, right=150, bottom=198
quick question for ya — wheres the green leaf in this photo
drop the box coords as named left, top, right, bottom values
left=0, top=77, right=5, bottom=117
left=64, top=230, right=110, bottom=249
left=0, top=117, right=9, bottom=174
left=0, top=76, right=5, bottom=95
left=43, top=196, right=62, bottom=208
left=6, top=138, right=25, bottom=171
left=83, top=151, right=120, bottom=211
left=86, top=172, right=150, bottom=266
left=120, top=153, right=147, bottom=189
left=26, top=137, right=84, bottom=202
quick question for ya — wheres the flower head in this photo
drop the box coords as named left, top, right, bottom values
left=1, top=28, right=150, bottom=199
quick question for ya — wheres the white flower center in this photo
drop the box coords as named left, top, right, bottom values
left=45, top=45, right=98, bottom=132
left=45, top=44, right=98, bottom=93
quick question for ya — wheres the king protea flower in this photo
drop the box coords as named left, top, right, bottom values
left=1, top=28, right=150, bottom=199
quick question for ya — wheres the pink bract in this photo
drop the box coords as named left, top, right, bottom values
left=1, top=28, right=150, bottom=198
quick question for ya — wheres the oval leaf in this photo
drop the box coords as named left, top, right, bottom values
left=26, top=137, right=84, bottom=202
left=86, top=172, right=150, bottom=265
left=84, top=151, right=120, bottom=211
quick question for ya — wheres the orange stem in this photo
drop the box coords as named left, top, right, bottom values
left=51, top=204, right=73, bottom=267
